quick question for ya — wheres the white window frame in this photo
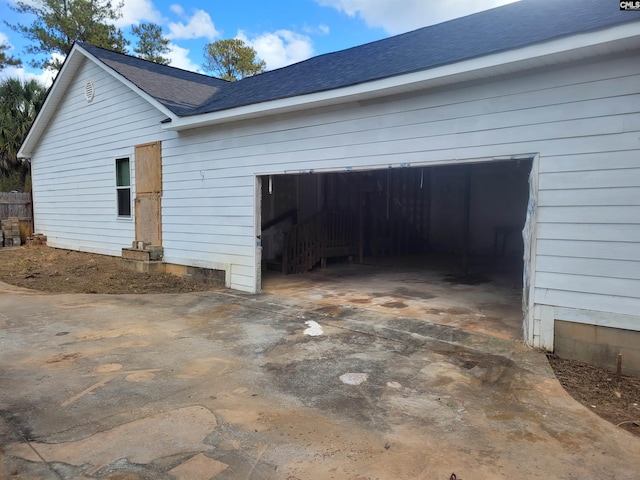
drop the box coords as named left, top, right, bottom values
left=115, top=157, right=132, bottom=218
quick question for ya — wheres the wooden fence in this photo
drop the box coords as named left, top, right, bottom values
left=0, top=192, right=33, bottom=245
left=0, top=192, right=32, bottom=220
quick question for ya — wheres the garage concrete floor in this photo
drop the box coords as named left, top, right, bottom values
left=1, top=272, right=639, bottom=479
left=262, top=256, right=525, bottom=341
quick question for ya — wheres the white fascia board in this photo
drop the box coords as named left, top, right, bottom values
left=163, top=21, right=640, bottom=132
left=18, top=45, right=84, bottom=159
left=18, top=44, right=179, bottom=159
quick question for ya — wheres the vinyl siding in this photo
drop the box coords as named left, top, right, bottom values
left=160, top=51, right=640, bottom=314
left=30, top=59, right=257, bottom=291
left=31, top=60, right=166, bottom=259
left=31, top=50, right=640, bottom=309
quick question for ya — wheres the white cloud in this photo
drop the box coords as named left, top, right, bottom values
left=168, top=9, right=219, bottom=40
left=114, top=0, right=162, bottom=27
left=317, top=0, right=519, bottom=34
left=302, top=24, right=330, bottom=35
left=0, top=28, right=61, bottom=87
left=165, top=43, right=201, bottom=73
left=170, top=4, right=184, bottom=16
left=237, top=30, right=314, bottom=70
left=32, top=66, right=57, bottom=87
left=0, top=65, right=38, bottom=85
left=0, top=53, right=62, bottom=88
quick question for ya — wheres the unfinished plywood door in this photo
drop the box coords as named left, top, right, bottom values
left=134, top=142, right=162, bottom=246
left=135, top=194, right=161, bottom=245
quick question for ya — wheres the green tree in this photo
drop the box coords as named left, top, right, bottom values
left=202, top=39, right=266, bottom=81
left=0, top=43, right=21, bottom=70
left=132, top=22, right=171, bottom=65
left=0, top=77, right=47, bottom=190
left=7, top=0, right=128, bottom=72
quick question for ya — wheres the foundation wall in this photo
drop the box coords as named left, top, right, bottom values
left=164, top=263, right=226, bottom=287
left=555, top=320, right=640, bottom=377
left=121, top=259, right=226, bottom=287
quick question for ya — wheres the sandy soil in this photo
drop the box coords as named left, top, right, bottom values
left=0, top=245, right=215, bottom=294
left=0, top=245, right=638, bottom=438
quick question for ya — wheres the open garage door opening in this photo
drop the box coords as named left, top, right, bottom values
left=259, top=158, right=534, bottom=340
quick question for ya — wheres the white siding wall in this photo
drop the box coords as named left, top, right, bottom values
left=32, top=51, right=640, bottom=314
left=30, top=58, right=256, bottom=291
left=160, top=156, right=257, bottom=291
left=31, top=59, right=172, bottom=256
left=161, top=52, right=640, bottom=313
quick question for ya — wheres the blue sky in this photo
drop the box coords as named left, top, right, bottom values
left=0, top=0, right=518, bottom=85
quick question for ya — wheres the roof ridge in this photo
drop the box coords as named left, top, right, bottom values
left=77, top=41, right=229, bottom=83
left=75, top=0, right=640, bottom=118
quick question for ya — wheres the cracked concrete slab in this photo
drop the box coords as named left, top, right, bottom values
left=169, top=453, right=228, bottom=480
left=6, top=406, right=217, bottom=474
left=1, top=281, right=639, bottom=479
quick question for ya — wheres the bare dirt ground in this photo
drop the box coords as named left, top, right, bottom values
left=547, top=355, right=640, bottom=437
left=1, top=245, right=639, bottom=438
left=0, top=245, right=215, bottom=294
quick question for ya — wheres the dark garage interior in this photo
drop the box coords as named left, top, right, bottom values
left=260, top=159, right=533, bottom=279
left=259, top=159, right=533, bottom=341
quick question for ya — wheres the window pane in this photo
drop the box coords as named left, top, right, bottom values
left=117, top=188, right=131, bottom=217
left=116, top=158, right=130, bottom=187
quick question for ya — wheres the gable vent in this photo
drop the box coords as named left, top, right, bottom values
left=84, top=80, right=95, bottom=102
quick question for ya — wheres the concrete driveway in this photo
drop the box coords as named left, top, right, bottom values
left=1, top=280, right=639, bottom=480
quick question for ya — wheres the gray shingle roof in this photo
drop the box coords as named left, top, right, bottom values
left=80, top=43, right=228, bottom=115
left=81, top=0, right=640, bottom=118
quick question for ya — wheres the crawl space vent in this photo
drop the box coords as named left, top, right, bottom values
left=84, top=80, right=95, bottom=102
